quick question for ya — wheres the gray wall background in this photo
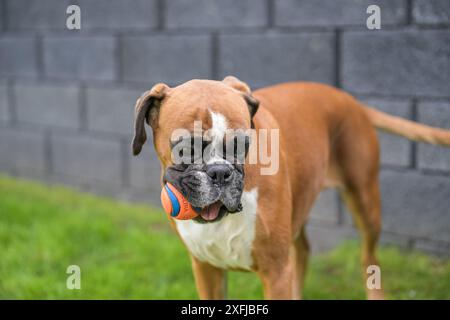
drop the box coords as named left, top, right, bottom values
left=0, top=0, right=449, bottom=255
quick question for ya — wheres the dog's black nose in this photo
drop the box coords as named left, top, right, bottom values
left=206, top=164, right=232, bottom=185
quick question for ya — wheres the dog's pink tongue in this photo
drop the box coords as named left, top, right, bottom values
left=200, top=202, right=221, bottom=221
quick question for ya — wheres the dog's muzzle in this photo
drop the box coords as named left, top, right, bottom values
left=163, top=163, right=244, bottom=222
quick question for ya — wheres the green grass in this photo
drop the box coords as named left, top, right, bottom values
left=0, top=175, right=449, bottom=299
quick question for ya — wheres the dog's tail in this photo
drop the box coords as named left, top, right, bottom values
left=364, top=106, right=450, bottom=146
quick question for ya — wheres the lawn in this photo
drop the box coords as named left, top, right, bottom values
left=0, top=175, right=449, bottom=299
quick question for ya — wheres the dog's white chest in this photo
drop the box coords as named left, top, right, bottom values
left=175, top=189, right=258, bottom=270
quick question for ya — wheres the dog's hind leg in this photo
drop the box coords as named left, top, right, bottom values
left=340, top=179, right=384, bottom=300
left=292, top=225, right=310, bottom=299
left=331, top=101, right=385, bottom=299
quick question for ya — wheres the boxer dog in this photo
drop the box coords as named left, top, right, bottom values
left=132, top=76, right=450, bottom=300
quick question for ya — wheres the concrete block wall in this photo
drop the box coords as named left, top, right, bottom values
left=0, top=0, right=449, bottom=256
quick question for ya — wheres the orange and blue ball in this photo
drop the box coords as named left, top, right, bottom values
left=161, top=182, right=200, bottom=220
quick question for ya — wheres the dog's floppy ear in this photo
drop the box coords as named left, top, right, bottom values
left=223, top=76, right=259, bottom=118
left=132, top=83, right=169, bottom=156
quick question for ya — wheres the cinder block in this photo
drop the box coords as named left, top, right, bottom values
left=43, top=36, right=116, bottom=81
left=6, top=0, right=70, bottom=30
left=6, top=0, right=158, bottom=30
left=0, top=85, right=9, bottom=123
left=306, top=224, right=357, bottom=254
left=309, top=219, right=415, bottom=252
left=0, top=126, right=46, bottom=176
left=79, top=0, right=158, bottom=30
left=275, top=0, right=407, bottom=27
left=342, top=30, right=450, bottom=97
left=218, top=32, right=335, bottom=88
left=0, top=36, right=38, bottom=78
left=414, top=239, right=450, bottom=257
left=0, top=1, right=4, bottom=31
left=86, top=87, right=143, bottom=135
left=417, top=101, right=450, bottom=172
left=379, top=231, right=411, bottom=249
left=166, top=0, right=267, bottom=28
left=129, top=141, right=162, bottom=199
left=362, top=98, right=412, bottom=167
left=380, top=169, right=450, bottom=243
left=51, top=134, right=123, bottom=186
left=309, top=189, right=340, bottom=224
left=14, top=83, right=80, bottom=129
left=413, top=0, right=450, bottom=25
left=122, top=35, right=211, bottom=84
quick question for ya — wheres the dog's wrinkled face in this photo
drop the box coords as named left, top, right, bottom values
left=132, top=77, right=259, bottom=223
left=163, top=113, right=248, bottom=223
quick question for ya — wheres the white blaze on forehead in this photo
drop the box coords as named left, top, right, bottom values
left=207, top=111, right=229, bottom=164
left=209, top=111, right=227, bottom=144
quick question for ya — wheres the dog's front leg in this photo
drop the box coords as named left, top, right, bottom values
left=190, top=255, right=227, bottom=300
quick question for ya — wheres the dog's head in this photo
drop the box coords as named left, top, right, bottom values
left=132, top=76, right=259, bottom=223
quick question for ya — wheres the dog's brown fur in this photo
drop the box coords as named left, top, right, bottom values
left=133, top=77, right=450, bottom=300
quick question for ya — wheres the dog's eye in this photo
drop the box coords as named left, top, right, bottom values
left=170, top=136, right=214, bottom=165
left=170, top=136, right=184, bottom=149
left=202, top=140, right=209, bottom=149
left=171, top=136, right=193, bottom=165
left=224, top=135, right=250, bottom=163
left=172, top=163, right=188, bottom=171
